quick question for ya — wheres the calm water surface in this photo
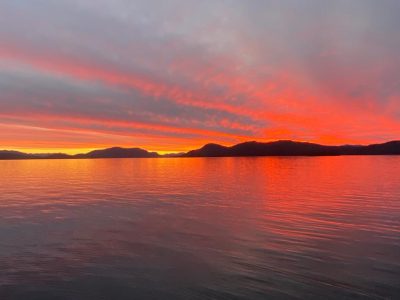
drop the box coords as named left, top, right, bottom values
left=0, top=157, right=399, bottom=299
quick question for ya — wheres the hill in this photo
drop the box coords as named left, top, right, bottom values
left=74, top=147, right=159, bottom=159
left=184, top=140, right=400, bottom=157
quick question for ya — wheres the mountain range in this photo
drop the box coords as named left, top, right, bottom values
left=1, top=140, right=400, bottom=160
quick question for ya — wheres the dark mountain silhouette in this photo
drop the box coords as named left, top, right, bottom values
left=74, top=147, right=159, bottom=159
left=360, top=141, right=400, bottom=155
left=0, top=150, right=70, bottom=160
left=0, top=150, right=71, bottom=160
left=185, top=143, right=230, bottom=157
left=0, top=150, right=35, bottom=160
left=1, top=140, right=399, bottom=160
left=184, top=140, right=400, bottom=157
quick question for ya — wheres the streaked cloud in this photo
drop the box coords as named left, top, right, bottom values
left=0, top=0, right=399, bottom=152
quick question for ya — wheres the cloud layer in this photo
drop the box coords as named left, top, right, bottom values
left=0, top=0, right=399, bottom=152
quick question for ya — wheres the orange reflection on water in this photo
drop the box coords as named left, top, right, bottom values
left=0, top=156, right=400, bottom=298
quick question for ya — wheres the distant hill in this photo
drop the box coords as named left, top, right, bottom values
left=74, top=147, right=159, bottom=159
left=0, top=150, right=71, bottom=160
left=184, top=140, right=400, bottom=157
left=0, top=150, right=35, bottom=160
left=359, top=141, right=400, bottom=155
left=185, top=143, right=230, bottom=157
left=1, top=140, right=400, bottom=160
left=0, top=150, right=70, bottom=160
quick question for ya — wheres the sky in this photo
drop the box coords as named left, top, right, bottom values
left=0, top=0, right=399, bottom=154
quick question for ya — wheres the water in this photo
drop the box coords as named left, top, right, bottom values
left=0, top=156, right=399, bottom=299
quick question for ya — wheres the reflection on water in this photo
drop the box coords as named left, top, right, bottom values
left=0, top=157, right=399, bottom=299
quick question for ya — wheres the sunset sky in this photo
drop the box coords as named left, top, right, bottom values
left=0, top=0, right=399, bottom=154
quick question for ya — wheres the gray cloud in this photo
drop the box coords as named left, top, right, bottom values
left=0, top=0, right=399, bottom=148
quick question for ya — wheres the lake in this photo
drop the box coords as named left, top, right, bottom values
left=0, top=156, right=399, bottom=299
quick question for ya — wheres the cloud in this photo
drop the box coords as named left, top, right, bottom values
left=0, top=0, right=399, bottom=151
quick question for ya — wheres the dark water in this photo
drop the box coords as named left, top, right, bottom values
left=0, top=157, right=399, bottom=299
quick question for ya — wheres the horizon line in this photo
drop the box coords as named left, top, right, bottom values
left=1, top=139, right=399, bottom=157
